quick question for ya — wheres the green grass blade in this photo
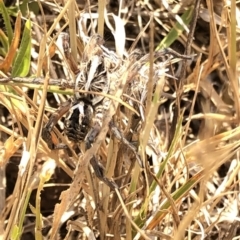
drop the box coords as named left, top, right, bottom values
left=0, top=28, right=9, bottom=53
left=0, top=0, right=13, bottom=44
left=134, top=114, right=184, bottom=231
left=156, top=6, right=193, bottom=50
left=10, top=225, right=21, bottom=240
left=144, top=171, right=204, bottom=231
left=12, top=19, right=32, bottom=77
left=19, top=0, right=30, bottom=17
left=149, top=113, right=183, bottom=192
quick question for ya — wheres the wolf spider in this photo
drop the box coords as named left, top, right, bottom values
left=42, top=95, right=117, bottom=188
left=42, top=94, right=142, bottom=189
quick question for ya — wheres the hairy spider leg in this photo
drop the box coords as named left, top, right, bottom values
left=109, top=121, right=143, bottom=168
left=82, top=98, right=119, bottom=189
left=85, top=98, right=110, bottom=149
left=42, top=99, right=73, bottom=149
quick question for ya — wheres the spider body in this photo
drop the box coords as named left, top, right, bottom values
left=42, top=94, right=120, bottom=189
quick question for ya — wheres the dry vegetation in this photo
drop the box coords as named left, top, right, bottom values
left=0, top=0, right=240, bottom=239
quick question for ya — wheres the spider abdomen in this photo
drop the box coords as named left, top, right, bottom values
left=64, top=99, right=93, bottom=142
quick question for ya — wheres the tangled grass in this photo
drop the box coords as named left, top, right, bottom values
left=0, top=0, right=239, bottom=239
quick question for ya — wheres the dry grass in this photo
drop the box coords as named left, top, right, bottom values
left=0, top=0, right=240, bottom=239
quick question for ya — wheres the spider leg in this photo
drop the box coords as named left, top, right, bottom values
left=86, top=123, right=119, bottom=189
left=85, top=102, right=108, bottom=149
left=42, top=99, right=73, bottom=150
left=109, top=121, right=143, bottom=168
left=84, top=100, right=119, bottom=189
left=90, top=156, right=118, bottom=189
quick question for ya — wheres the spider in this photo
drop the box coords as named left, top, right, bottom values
left=42, top=34, right=140, bottom=189
left=42, top=95, right=121, bottom=189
